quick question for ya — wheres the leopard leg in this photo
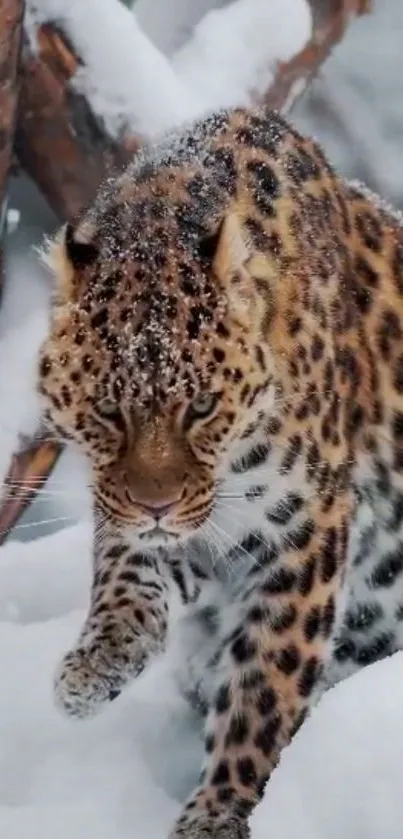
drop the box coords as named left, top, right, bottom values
left=55, top=515, right=169, bottom=719
left=168, top=491, right=352, bottom=839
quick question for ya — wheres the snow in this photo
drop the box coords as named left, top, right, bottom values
left=25, top=0, right=311, bottom=136
left=25, top=0, right=195, bottom=136
left=293, top=0, right=403, bottom=207
left=134, top=0, right=228, bottom=56
left=2, top=0, right=403, bottom=836
left=0, top=191, right=52, bottom=511
left=251, top=653, right=403, bottom=839
left=1, top=523, right=403, bottom=838
left=171, top=0, right=312, bottom=112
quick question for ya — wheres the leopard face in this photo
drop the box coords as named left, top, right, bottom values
left=39, top=209, right=276, bottom=550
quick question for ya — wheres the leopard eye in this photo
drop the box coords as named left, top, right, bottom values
left=186, top=393, right=218, bottom=423
left=99, top=399, right=118, bottom=417
left=96, top=400, right=125, bottom=429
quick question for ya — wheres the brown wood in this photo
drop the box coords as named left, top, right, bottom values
left=264, top=0, right=371, bottom=112
left=309, top=0, right=370, bottom=28
left=0, top=0, right=24, bottom=296
left=0, top=436, right=62, bottom=546
left=15, top=25, right=137, bottom=222
left=0, top=0, right=372, bottom=545
left=0, top=0, right=24, bottom=206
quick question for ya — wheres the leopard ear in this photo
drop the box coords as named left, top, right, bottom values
left=42, top=219, right=99, bottom=303
left=211, top=215, right=249, bottom=276
left=209, top=214, right=256, bottom=324
left=208, top=213, right=277, bottom=328
left=64, top=220, right=99, bottom=269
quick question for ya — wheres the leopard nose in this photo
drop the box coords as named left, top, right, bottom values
left=137, top=496, right=180, bottom=520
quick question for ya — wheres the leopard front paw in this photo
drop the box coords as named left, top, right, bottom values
left=169, top=805, right=250, bottom=839
left=54, top=617, right=166, bottom=719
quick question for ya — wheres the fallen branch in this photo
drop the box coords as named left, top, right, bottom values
left=0, top=0, right=372, bottom=544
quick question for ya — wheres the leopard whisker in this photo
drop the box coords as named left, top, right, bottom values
left=0, top=485, right=91, bottom=498
left=0, top=514, right=77, bottom=538
left=214, top=497, right=305, bottom=559
left=207, top=517, right=267, bottom=575
left=214, top=503, right=277, bottom=557
left=200, top=519, right=239, bottom=580
left=198, top=519, right=226, bottom=573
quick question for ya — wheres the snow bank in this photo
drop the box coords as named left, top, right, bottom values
left=25, top=0, right=311, bottom=136
left=1, top=523, right=403, bottom=839
left=251, top=655, right=403, bottom=839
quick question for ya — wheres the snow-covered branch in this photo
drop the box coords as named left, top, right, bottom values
left=15, top=23, right=136, bottom=221
left=14, top=0, right=371, bottom=222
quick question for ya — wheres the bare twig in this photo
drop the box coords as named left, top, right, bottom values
left=264, top=0, right=371, bottom=111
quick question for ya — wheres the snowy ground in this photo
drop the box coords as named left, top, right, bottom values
left=1, top=524, right=403, bottom=839
left=2, top=0, right=403, bottom=837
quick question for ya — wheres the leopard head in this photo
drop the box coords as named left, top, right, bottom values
left=38, top=148, right=286, bottom=550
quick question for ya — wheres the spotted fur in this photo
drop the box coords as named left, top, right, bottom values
left=39, top=105, right=403, bottom=839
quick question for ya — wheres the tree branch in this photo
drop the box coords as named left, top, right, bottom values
left=265, top=0, right=371, bottom=111
left=15, top=25, right=136, bottom=222
left=0, top=0, right=24, bottom=208
left=0, top=437, right=62, bottom=546
left=0, top=0, right=24, bottom=297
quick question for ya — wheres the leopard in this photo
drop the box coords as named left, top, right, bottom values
left=38, top=103, right=403, bottom=839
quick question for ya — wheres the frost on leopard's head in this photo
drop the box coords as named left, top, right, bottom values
left=37, top=106, right=292, bottom=548
left=347, top=179, right=403, bottom=227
